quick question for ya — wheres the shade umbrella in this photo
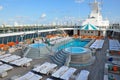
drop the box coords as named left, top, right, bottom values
left=0, top=44, right=5, bottom=48
left=7, top=42, right=15, bottom=47
left=46, top=35, right=52, bottom=39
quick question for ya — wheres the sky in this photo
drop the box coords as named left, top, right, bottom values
left=0, top=0, right=120, bottom=25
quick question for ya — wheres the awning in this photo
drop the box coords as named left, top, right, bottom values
left=80, top=24, right=99, bottom=30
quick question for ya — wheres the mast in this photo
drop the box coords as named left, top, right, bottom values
left=89, top=0, right=101, bottom=19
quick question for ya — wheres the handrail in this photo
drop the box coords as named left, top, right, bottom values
left=45, top=45, right=54, bottom=55
left=55, top=27, right=67, bottom=35
left=65, top=54, right=71, bottom=66
left=23, top=47, right=31, bottom=57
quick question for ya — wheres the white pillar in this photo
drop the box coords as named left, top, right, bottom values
left=103, top=30, right=106, bottom=36
left=73, top=29, right=77, bottom=35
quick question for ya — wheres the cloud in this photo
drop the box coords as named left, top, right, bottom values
left=40, top=13, right=46, bottom=18
left=75, top=0, right=84, bottom=3
left=0, top=6, right=3, bottom=10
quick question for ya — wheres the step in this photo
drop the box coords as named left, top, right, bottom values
left=51, top=56, right=64, bottom=66
left=55, top=53, right=66, bottom=60
left=53, top=56, right=65, bottom=64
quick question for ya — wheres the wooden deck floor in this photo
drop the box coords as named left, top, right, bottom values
left=76, top=38, right=109, bottom=80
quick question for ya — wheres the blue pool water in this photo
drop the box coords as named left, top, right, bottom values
left=29, top=43, right=46, bottom=48
left=57, top=39, right=90, bottom=50
left=64, top=47, right=87, bottom=54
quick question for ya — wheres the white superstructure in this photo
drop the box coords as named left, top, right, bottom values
left=82, top=0, right=109, bottom=29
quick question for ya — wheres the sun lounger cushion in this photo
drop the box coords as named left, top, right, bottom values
left=52, top=66, right=69, bottom=78
left=76, top=70, right=89, bottom=80
left=60, top=67, right=77, bottom=80
left=10, top=57, right=32, bottom=66
left=0, top=64, right=13, bottom=72
left=16, top=72, right=42, bottom=80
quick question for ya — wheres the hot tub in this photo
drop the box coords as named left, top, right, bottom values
left=63, top=47, right=94, bottom=66
left=64, top=47, right=87, bottom=54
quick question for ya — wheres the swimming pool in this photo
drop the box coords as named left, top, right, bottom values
left=29, top=43, right=46, bottom=48
left=57, top=39, right=90, bottom=50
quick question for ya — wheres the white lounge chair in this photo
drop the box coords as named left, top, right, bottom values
left=0, top=64, right=13, bottom=72
left=0, top=54, right=11, bottom=59
left=33, top=62, right=57, bottom=75
left=46, top=78, right=53, bottom=80
left=76, top=70, right=90, bottom=80
left=10, top=57, right=32, bottom=67
left=0, top=55, right=21, bottom=63
left=15, top=71, right=42, bottom=80
left=0, top=70, right=7, bottom=78
left=28, top=74, right=42, bottom=80
left=104, top=75, right=108, bottom=80
left=60, top=67, right=77, bottom=80
left=40, top=63, right=57, bottom=75
left=0, top=62, right=3, bottom=65
left=0, top=59, right=10, bottom=78
left=52, top=66, right=69, bottom=78
left=32, top=62, right=50, bottom=73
